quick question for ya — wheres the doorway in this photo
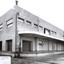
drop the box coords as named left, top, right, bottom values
left=0, top=41, right=2, bottom=51
left=6, top=40, right=12, bottom=51
left=23, top=40, right=31, bottom=52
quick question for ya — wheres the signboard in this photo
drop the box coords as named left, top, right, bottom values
left=0, top=56, right=11, bottom=64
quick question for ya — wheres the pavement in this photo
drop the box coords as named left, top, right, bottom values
left=12, top=53, right=64, bottom=64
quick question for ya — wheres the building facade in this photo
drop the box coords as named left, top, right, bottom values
left=0, top=4, right=64, bottom=56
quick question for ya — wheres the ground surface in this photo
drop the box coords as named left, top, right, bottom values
left=12, top=53, right=64, bottom=64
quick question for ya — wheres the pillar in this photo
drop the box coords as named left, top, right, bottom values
left=35, top=38, right=39, bottom=51
left=2, top=40, right=6, bottom=51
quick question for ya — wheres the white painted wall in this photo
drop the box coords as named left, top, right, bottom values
left=49, top=41, right=52, bottom=51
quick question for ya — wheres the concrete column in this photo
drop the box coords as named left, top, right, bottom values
left=20, top=38, right=23, bottom=52
left=48, top=41, right=49, bottom=51
left=43, top=27, right=44, bottom=34
left=2, top=40, right=6, bottom=51
left=32, top=40, right=35, bottom=51
left=12, top=39, right=15, bottom=52
left=35, top=38, right=39, bottom=51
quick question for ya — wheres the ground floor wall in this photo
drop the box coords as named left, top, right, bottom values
left=0, top=35, right=64, bottom=53
left=19, top=35, right=64, bottom=52
left=0, top=38, right=16, bottom=52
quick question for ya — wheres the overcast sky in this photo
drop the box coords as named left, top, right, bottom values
left=0, top=0, right=64, bottom=30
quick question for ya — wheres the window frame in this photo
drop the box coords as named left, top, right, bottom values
left=6, top=18, right=13, bottom=27
left=18, top=17, right=24, bottom=23
left=34, top=23, right=38, bottom=28
left=26, top=20, right=31, bottom=25
left=44, top=28, right=50, bottom=35
left=0, top=23, right=3, bottom=31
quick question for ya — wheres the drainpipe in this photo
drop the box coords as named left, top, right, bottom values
left=14, top=12, right=19, bottom=57
left=15, top=12, right=19, bottom=51
left=14, top=0, right=20, bottom=57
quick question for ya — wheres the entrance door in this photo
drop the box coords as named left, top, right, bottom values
left=23, top=40, right=31, bottom=52
left=7, top=40, right=12, bottom=51
left=0, top=41, right=2, bottom=51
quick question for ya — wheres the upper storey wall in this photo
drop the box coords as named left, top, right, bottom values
left=0, top=9, right=16, bottom=40
left=15, top=6, right=64, bottom=39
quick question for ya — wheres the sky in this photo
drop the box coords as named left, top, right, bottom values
left=0, top=0, right=64, bottom=30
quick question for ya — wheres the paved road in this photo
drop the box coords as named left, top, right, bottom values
left=12, top=53, right=64, bottom=64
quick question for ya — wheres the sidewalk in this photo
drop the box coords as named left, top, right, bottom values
left=12, top=53, right=64, bottom=64
left=20, top=51, right=64, bottom=57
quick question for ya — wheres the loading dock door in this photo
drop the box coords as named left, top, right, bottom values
left=23, top=40, right=31, bottom=52
left=7, top=40, right=12, bottom=51
left=0, top=41, right=2, bottom=51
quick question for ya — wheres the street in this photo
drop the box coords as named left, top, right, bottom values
left=12, top=53, right=64, bottom=64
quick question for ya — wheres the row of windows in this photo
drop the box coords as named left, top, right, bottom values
left=0, top=18, right=13, bottom=31
left=18, top=17, right=43, bottom=29
left=44, top=28, right=56, bottom=35
left=0, top=17, right=57, bottom=36
left=18, top=17, right=57, bottom=35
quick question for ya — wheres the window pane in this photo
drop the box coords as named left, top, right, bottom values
left=6, top=18, right=13, bottom=27
left=18, top=17, right=24, bottom=23
left=26, top=20, right=31, bottom=25
left=44, top=28, right=50, bottom=35
left=0, top=24, right=3, bottom=31
left=34, top=24, right=38, bottom=28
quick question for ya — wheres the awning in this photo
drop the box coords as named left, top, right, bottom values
left=18, top=31, right=64, bottom=42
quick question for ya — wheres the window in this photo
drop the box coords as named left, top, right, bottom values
left=0, top=23, right=3, bottom=31
left=6, top=18, right=13, bottom=27
left=18, top=17, right=24, bottom=23
left=39, top=26, right=43, bottom=29
left=63, top=32, right=64, bottom=38
left=39, top=41, right=44, bottom=46
left=51, top=31, right=56, bottom=35
left=26, top=20, right=31, bottom=25
left=34, top=23, right=38, bottom=28
left=44, top=28, right=50, bottom=35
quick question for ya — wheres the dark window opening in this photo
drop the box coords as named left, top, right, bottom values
left=44, top=28, right=50, bottom=35
left=34, top=23, right=38, bottom=28
left=18, top=17, right=24, bottom=21
left=39, top=26, right=43, bottom=28
left=26, top=20, right=31, bottom=25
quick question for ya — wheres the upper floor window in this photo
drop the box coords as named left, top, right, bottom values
left=51, top=31, right=56, bottom=35
left=34, top=23, right=38, bottom=28
left=0, top=23, right=3, bottom=31
left=26, top=20, right=31, bottom=25
left=6, top=18, right=13, bottom=27
left=39, top=26, right=43, bottom=30
left=44, top=28, right=50, bottom=35
left=63, top=32, right=64, bottom=38
left=18, top=17, right=24, bottom=23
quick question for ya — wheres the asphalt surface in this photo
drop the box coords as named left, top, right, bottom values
left=12, top=53, right=64, bottom=64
